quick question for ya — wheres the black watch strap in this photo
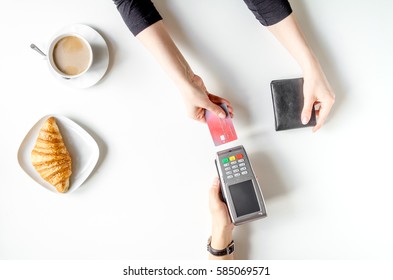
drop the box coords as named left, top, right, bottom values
left=207, top=236, right=235, bottom=256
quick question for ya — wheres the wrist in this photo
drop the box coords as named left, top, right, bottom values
left=172, top=57, right=195, bottom=92
left=211, top=227, right=233, bottom=250
left=177, top=73, right=197, bottom=95
left=299, top=53, right=320, bottom=75
left=207, top=236, right=234, bottom=258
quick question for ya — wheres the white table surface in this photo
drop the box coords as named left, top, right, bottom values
left=1, top=0, right=392, bottom=260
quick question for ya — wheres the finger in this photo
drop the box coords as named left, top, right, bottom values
left=225, top=105, right=234, bottom=117
left=197, top=116, right=207, bottom=124
left=193, top=108, right=207, bottom=123
left=209, top=177, right=222, bottom=205
left=212, top=177, right=220, bottom=189
left=226, top=104, right=234, bottom=114
left=313, top=102, right=321, bottom=119
left=301, top=95, right=316, bottom=125
left=312, top=99, right=334, bottom=132
left=204, top=101, right=227, bottom=119
left=207, top=94, right=234, bottom=117
left=208, top=93, right=231, bottom=107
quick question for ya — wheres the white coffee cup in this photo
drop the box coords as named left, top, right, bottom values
left=47, top=33, right=93, bottom=79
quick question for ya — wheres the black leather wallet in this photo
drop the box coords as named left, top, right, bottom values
left=270, top=78, right=316, bottom=131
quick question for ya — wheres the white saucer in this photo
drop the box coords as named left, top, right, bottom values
left=17, top=115, right=100, bottom=194
left=48, top=24, right=109, bottom=89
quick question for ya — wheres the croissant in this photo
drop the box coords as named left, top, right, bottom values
left=31, top=117, right=72, bottom=193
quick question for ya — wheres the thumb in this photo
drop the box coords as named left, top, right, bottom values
left=205, top=101, right=226, bottom=119
left=209, top=178, right=222, bottom=205
left=301, top=96, right=315, bottom=125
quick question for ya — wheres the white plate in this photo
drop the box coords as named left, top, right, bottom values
left=48, top=24, right=110, bottom=89
left=17, top=115, right=99, bottom=194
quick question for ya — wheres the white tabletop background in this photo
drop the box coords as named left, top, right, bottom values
left=1, top=0, right=392, bottom=260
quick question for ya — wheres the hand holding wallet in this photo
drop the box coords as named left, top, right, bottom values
left=270, top=78, right=316, bottom=131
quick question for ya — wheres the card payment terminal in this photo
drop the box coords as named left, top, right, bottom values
left=215, top=145, right=267, bottom=225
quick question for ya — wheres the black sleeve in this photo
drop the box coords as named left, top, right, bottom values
left=113, top=0, right=162, bottom=36
left=243, top=0, right=292, bottom=26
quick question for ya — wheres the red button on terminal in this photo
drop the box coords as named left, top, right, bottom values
left=236, top=154, right=243, bottom=159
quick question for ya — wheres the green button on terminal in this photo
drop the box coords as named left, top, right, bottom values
left=222, top=158, right=229, bottom=164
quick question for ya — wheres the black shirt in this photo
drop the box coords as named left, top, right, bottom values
left=113, top=0, right=292, bottom=36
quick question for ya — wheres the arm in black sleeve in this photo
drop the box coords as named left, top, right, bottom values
left=113, top=0, right=162, bottom=36
left=243, top=0, right=292, bottom=26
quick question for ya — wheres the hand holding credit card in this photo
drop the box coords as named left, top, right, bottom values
left=205, top=103, right=238, bottom=146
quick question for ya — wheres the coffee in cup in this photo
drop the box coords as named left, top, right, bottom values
left=48, top=34, right=93, bottom=79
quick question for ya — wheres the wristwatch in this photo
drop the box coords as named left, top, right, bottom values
left=207, top=236, right=235, bottom=256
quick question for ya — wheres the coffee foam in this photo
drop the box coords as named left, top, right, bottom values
left=53, top=36, right=91, bottom=76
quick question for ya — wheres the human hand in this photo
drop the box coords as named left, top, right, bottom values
left=135, top=21, right=233, bottom=122
left=301, top=64, right=335, bottom=132
left=209, top=177, right=234, bottom=251
left=265, top=14, right=335, bottom=132
left=181, top=74, right=233, bottom=123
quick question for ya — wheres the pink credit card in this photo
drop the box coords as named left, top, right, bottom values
left=205, top=103, right=237, bottom=146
